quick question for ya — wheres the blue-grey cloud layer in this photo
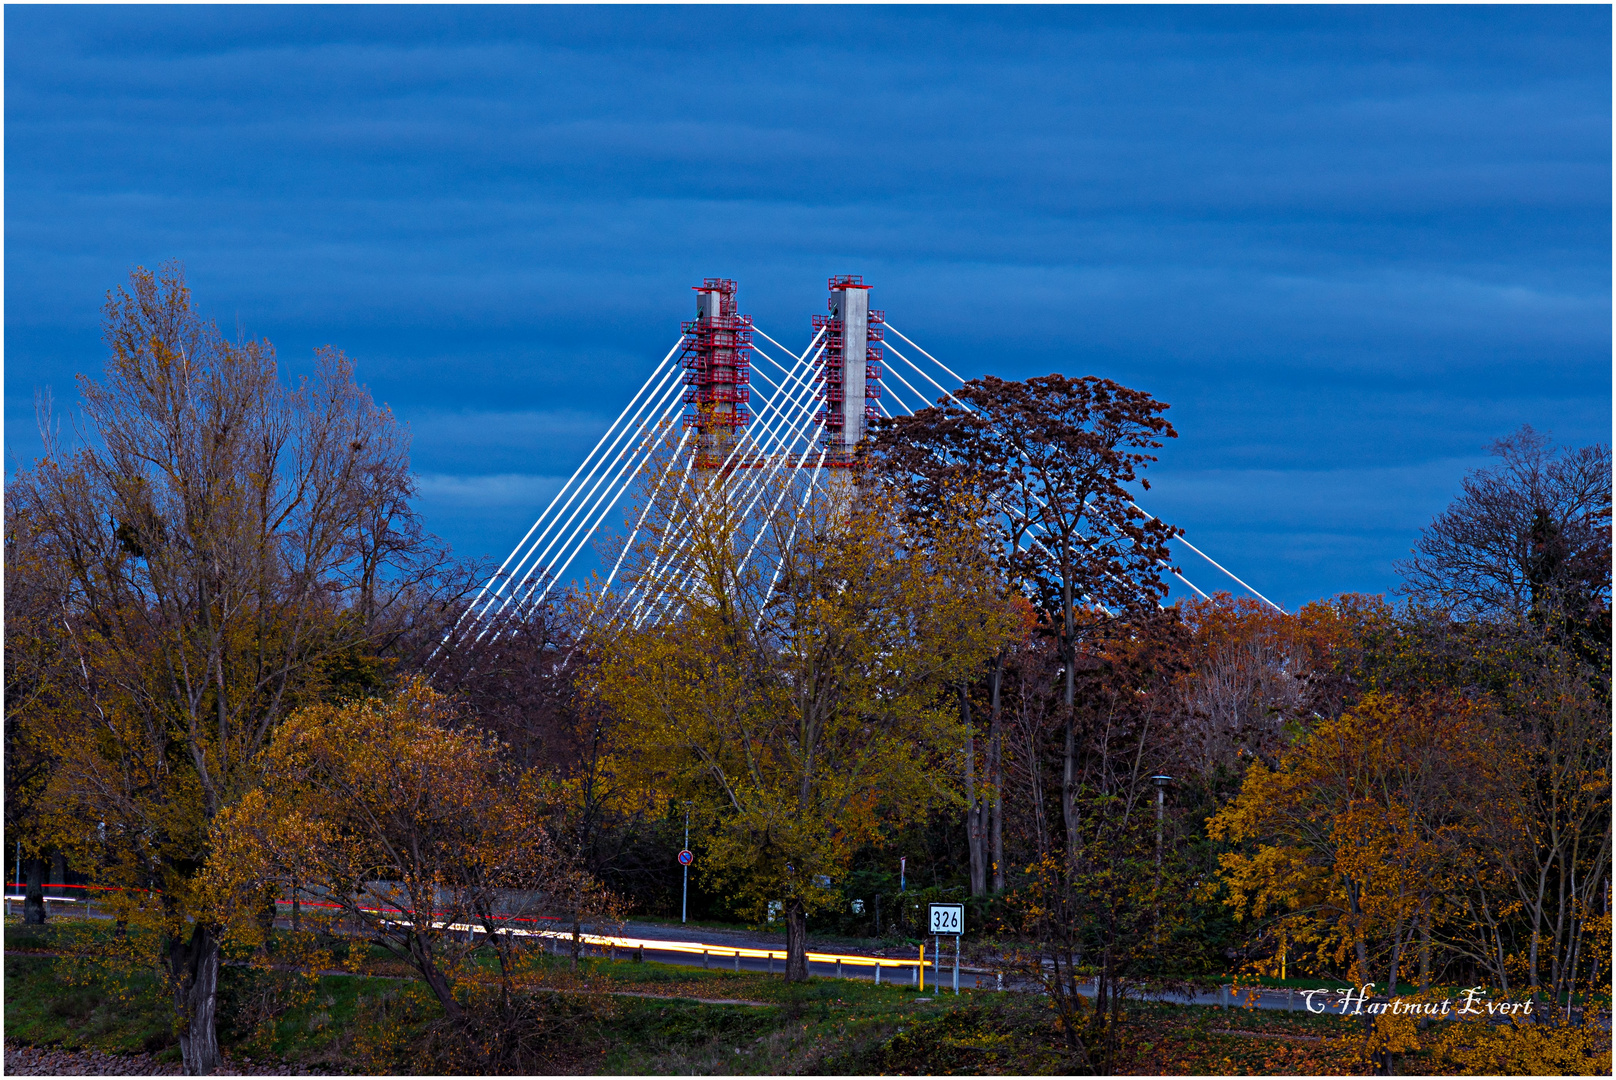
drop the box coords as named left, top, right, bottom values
left=7, top=6, right=1609, bottom=608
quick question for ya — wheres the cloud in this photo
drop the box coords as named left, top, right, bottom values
left=5, top=6, right=1607, bottom=603
left=413, top=472, right=566, bottom=508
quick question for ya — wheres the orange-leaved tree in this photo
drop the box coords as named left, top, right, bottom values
left=1208, top=691, right=1483, bottom=994
left=208, top=678, right=616, bottom=1069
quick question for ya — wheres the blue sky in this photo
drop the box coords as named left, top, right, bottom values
left=6, top=5, right=1610, bottom=609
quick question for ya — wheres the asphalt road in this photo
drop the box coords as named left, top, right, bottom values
left=18, top=897, right=1602, bottom=1025
left=556, top=923, right=1607, bottom=1026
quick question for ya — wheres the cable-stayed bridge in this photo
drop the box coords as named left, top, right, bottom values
left=458, top=275, right=1279, bottom=638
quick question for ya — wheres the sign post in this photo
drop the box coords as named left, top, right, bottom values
left=929, top=903, right=964, bottom=996
left=678, top=827, right=694, bottom=925
left=679, top=803, right=693, bottom=923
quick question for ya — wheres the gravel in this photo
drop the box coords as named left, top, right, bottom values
left=3, top=1041, right=321, bottom=1076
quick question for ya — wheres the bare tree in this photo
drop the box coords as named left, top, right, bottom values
left=1173, top=594, right=1327, bottom=776
left=8, top=263, right=461, bottom=1075
left=1398, top=425, right=1610, bottom=626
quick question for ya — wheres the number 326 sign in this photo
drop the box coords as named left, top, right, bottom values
left=929, top=903, right=963, bottom=935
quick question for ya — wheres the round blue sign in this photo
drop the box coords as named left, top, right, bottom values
left=678, top=849, right=694, bottom=866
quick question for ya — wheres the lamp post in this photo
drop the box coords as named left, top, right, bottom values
left=1150, top=776, right=1173, bottom=871
left=1151, top=775, right=1173, bottom=951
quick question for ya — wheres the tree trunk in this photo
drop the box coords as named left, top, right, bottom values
left=1060, top=577, right=1081, bottom=868
left=407, top=932, right=465, bottom=1021
left=169, top=922, right=222, bottom=1075
left=1062, top=633, right=1079, bottom=868
left=23, top=857, right=46, bottom=924
left=1347, top=885, right=1371, bottom=988
left=989, top=655, right=1005, bottom=893
left=963, top=687, right=986, bottom=896
left=256, top=891, right=278, bottom=951
left=1418, top=899, right=1431, bottom=992
left=1385, top=913, right=1405, bottom=997
left=1062, top=714, right=1078, bottom=868
left=784, top=898, right=809, bottom=981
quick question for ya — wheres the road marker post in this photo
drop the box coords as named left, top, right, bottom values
left=929, top=903, right=965, bottom=996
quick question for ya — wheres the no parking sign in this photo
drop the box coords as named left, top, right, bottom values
left=677, top=849, right=694, bottom=866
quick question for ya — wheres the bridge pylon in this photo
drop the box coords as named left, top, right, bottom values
left=681, top=278, right=753, bottom=471
left=814, top=275, right=884, bottom=465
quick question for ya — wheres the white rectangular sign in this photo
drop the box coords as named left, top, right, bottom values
left=929, top=903, right=964, bottom=935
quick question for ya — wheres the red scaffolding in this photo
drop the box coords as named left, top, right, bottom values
left=680, top=278, right=753, bottom=470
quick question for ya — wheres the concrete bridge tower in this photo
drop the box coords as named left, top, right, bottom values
left=814, top=275, right=884, bottom=463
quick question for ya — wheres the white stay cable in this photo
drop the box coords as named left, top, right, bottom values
left=883, top=339, right=971, bottom=412
left=874, top=386, right=1208, bottom=606
left=751, top=323, right=825, bottom=372
left=634, top=324, right=831, bottom=628
left=734, top=425, right=825, bottom=583
left=878, top=355, right=932, bottom=414
left=481, top=364, right=686, bottom=619
left=887, top=328, right=1265, bottom=610
left=659, top=426, right=827, bottom=627
left=739, top=341, right=825, bottom=461
left=479, top=364, right=688, bottom=630
left=759, top=449, right=833, bottom=624
left=1130, top=502, right=1282, bottom=612
left=633, top=338, right=822, bottom=603
left=586, top=427, right=696, bottom=624
left=514, top=411, right=695, bottom=621
left=883, top=322, right=969, bottom=385
left=633, top=347, right=829, bottom=627
left=471, top=349, right=687, bottom=628
left=627, top=329, right=826, bottom=626
left=448, top=334, right=685, bottom=640
left=719, top=341, right=827, bottom=503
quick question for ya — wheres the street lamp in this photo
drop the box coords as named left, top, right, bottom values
left=1150, top=775, right=1174, bottom=952
left=1150, top=776, right=1173, bottom=870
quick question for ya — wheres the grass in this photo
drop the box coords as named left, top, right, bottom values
left=7, top=914, right=1607, bottom=1074
left=4, top=953, right=180, bottom=1059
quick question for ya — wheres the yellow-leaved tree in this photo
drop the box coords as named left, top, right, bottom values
left=591, top=464, right=1015, bottom=979
left=208, top=678, right=617, bottom=1071
left=1207, top=691, right=1482, bottom=994
left=6, top=264, right=462, bottom=1074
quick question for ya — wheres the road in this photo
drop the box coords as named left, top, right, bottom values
left=548, top=921, right=1607, bottom=1025
left=17, top=895, right=1598, bottom=1024
left=540, top=921, right=1368, bottom=1012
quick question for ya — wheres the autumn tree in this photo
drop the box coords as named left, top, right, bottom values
left=1384, top=429, right=1610, bottom=1009
left=1007, top=607, right=1199, bottom=1073
left=592, top=463, right=1015, bottom=979
left=1459, top=663, right=1610, bottom=1009
left=416, top=596, right=684, bottom=916
left=1209, top=692, right=1489, bottom=994
left=872, top=373, right=1178, bottom=885
left=208, top=679, right=616, bottom=1069
left=6, top=264, right=461, bottom=1074
left=3, top=489, right=69, bottom=924
left=1397, top=424, right=1610, bottom=632
left=1169, top=592, right=1381, bottom=781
